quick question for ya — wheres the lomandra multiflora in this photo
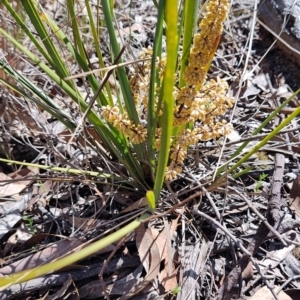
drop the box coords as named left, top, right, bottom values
left=102, top=0, right=233, bottom=181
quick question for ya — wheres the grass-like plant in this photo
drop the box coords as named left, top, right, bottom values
left=0, top=0, right=232, bottom=193
left=0, top=0, right=262, bottom=289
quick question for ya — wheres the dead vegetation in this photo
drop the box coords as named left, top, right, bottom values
left=1, top=0, right=300, bottom=299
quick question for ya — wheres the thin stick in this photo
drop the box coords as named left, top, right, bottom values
left=68, top=46, right=126, bottom=145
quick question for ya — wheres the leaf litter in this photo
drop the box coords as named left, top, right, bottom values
left=1, top=0, right=300, bottom=299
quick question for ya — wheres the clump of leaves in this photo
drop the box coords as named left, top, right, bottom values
left=22, top=215, right=37, bottom=235
left=0, top=0, right=234, bottom=288
left=254, top=172, right=268, bottom=193
left=0, top=0, right=232, bottom=202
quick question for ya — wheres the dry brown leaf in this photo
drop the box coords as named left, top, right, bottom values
left=45, top=274, right=78, bottom=300
left=290, top=196, right=300, bottom=220
left=291, top=136, right=300, bottom=153
left=284, top=288, right=300, bottom=300
left=159, top=267, right=178, bottom=293
left=0, top=197, right=29, bottom=217
left=4, top=228, right=33, bottom=255
left=65, top=215, right=102, bottom=231
left=136, top=224, right=150, bottom=272
left=290, top=175, right=300, bottom=198
left=150, top=217, right=179, bottom=261
left=58, top=127, right=104, bottom=147
left=129, top=225, right=161, bottom=299
left=260, top=244, right=295, bottom=271
left=251, top=286, right=292, bottom=300
left=154, top=217, right=179, bottom=292
left=28, top=179, right=60, bottom=208
left=79, top=264, right=144, bottom=298
left=9, top=166, right=39, bottom=186
left=136, top=226, right=160, bottom=278
left=0, top=96, right=45, bottom=136
left=0, top=213, right=22, bottom=240
left=0, top=173, right=27, bottom=198
left=0, top=237, right=83, bottom=276
left=242, top=261, right=253, bottom=280
left=290, top=176, right=300, bottom=220
left=122, top=197, right=147, bottom=213
left=4, top=233, right=50, bottom=257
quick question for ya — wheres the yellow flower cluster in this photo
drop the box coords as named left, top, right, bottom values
left=102, top=0, right=232, bottom=181
left=102, top=106, right=147, bottom=144
left=130, top=50, right=151, bottom=108
left=174, top=78, right=234, bottom=126
left=166, top=79, right=234, bottom=181
left=163, top=0, right=231, bottom=181
left=129, top=47, right=165, bottom=115
left=102, top=49, right=166, bottom=146
left=184, top=0, right=229, bottom=87
left=102, top=75, right=233, bottom=181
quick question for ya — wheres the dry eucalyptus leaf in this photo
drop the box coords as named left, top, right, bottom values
left=290, top=175, right=300, bottom=198
left=0, top=173, right=27, bottom=198
left=0, top=214, right=22, bottom=239
left=0, top=237, right=83, bottom=275
left=251, top=286, right=292, bottom=300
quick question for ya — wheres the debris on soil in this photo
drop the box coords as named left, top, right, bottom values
left=1, top=0, right=300, bottom=299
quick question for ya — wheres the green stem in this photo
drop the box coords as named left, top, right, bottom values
left=0, top=213, right=150, bottom=287
left=153, top=0, right=177, bottom=201
left=179, top=0, right=198, bottom=87
left=227, top=105, right=300, bottom=174
left=147, top=0, right=164, bottom=182
left=217, top=88, right=300, bottom=176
